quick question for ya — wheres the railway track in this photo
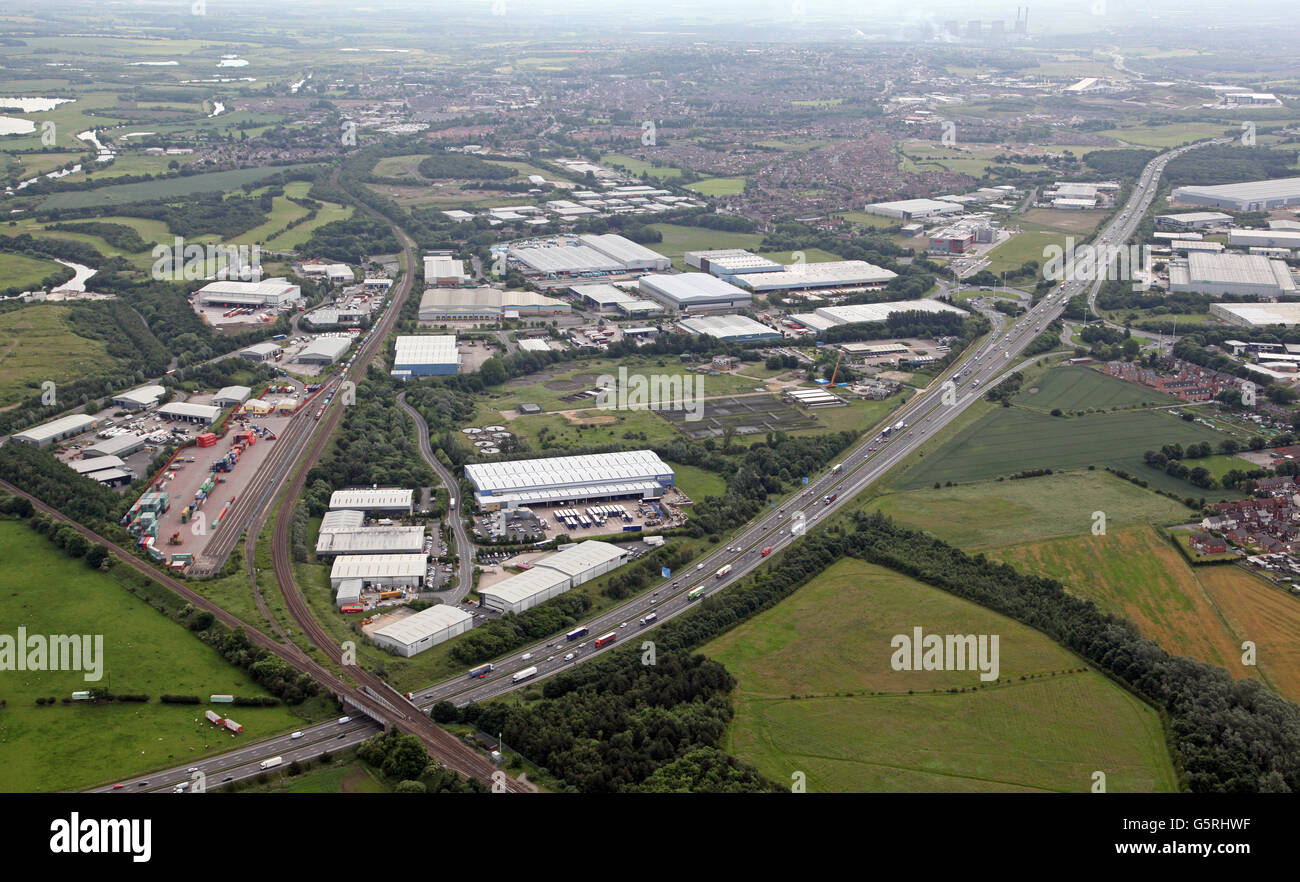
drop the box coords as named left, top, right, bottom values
left=259, top=221, right=528, bottom=790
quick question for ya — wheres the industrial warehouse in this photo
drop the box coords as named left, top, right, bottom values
left=1209, top=302, right=1300, bottom=327
left=678, top=313, right=783, bottom=343
left=863, top=197, right=964, bottom=220
left=638, top=273, right=753, bottom=311
left=315, top=525, right=427, bottom=558
left=194, top=278, right=302, bottom=307
left=571, top=283, right=664, bottom=316
left=1168, top=252, right=1297, bottom=298
left=479, top=540, right=631, bottom=614
left=296, top=336, right=353, bottom=365
left=684, top=249, right=783, bottom=281
left=1172, top=176, right=1300, bottom=212
left=391, top=334, right=459, bottom=377
left=112, top=385, right=165, bottom=410
left=788, top=299, right=967, bottom=333
left=12, top=414, right=96, bottom=446
left=416, top=287, right=569, bottom=322
left=370, top=604, right=474, bottom=657
left=329, top=553, right=428, bottom=589
left=328, top=488, right=415, bottom=514
left=466, top=450, right=675, bottom=510
left=732, top=260, right=898, bottom=293
left=509, top=233, right=671, bottom=276
left=158, top=402, right=223, bottom=424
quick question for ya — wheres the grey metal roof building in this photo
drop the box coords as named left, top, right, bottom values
left=466, top=450, right=674, bottom=510
left=239, top=342, right=280, bottom=362
left=479, top=540, right=631, bottom=614
left=159, top=402, right=223, bottom=423
left=315, top=526, right=427, bottom=558
left=195, top=278, right=301, bottom=307
left=12, top=414, right=95, bottom=447
left=371, top=605, right=473, bottom=657
left=1172, top=177, right=1300, bottom=211
left=638, top=273, right=752, bottom=311
left=329, top=553, right=428, bottom=589
left=1210, top=302, right=1300, bottom=327
left=808, top=299, right=967, bottom=328
left=212, top=385, right=251, bottom=407
left=864, top=198, right=964, bottom=220
left=392, top=334, right=458, bottom=377
left=513, top=244, right=624, bottom=275
left=69, top=455, right=126, bottom=474
left=112, top=385, right=165, bottom=410
left=334, top=579, right=362, bottom=608
left=1168, top=252, right=1297, bottom=298
left=328, top=488, right=414, bottom=514
left=733, top=260, right=898, bottom=292
left=82, top=433, right=146, bottom=459
left=297, top=336, right=352, bottom=364
left=678, top=314, right=783, bottom=343
left=319, top=509, right=366, bottom=532
left=1229, top=230, right=1300, bottom=250
left=578, top=234, right=672, bottom=271
left=479, top=567, right=572, bottom=615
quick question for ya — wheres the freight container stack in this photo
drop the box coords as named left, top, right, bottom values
left=196, top=433, right=217, bottom=448
left=122, top=491, right=170, bottom=541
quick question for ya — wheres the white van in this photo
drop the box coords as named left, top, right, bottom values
left=337, top=716, right=351, bottom=725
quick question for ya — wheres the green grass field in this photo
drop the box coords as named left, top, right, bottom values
left=863, top=470, right=1193, bottom=549
left=1013, top=365, right=1180, bottom=413
left=0, top=252, right=67, bottom=291
left=38, top=163, right=322, bottom=211
left=1098, top=123, right=1228, bottom=148
left=0, top=305, right=120, bottom=406
left=648, top=223, right=764, bottom=268
left=891, top=367, right=1236, bottom=498
left=0, top=521, right=308, bottom=792
left=666, top=461, right=728, bottom=500
left=988, top=525, right=1268, bottom=692
left=703, top=559, right=1178, bottom=792
left=246, top=759, right=390, bottom=793
left=599, top=153, right=684, bottom=180
left=686, top=177, right=746, bottom=196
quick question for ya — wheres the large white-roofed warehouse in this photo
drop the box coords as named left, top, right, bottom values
left=12, top=414, right=95, bottom=446
left=465, top=451, right=675, bottom=511
left=392, top=334, right=458, bottom=377
left=1172, top=177, right=1300, bottom=212
left=315, top=526, right=426, bottom=558
left=638, top=273, right=752, bottom=311
left=329, top=553, right=428, bottom=589
left=733, top=260, right=897, bottom=293
left=328, top=488, right=414, bottom=514
left=371, top=604, right=474, bottom=657
left=479, top=540, right=632, bottom=614
left=296, top=336, right=352, bottom=365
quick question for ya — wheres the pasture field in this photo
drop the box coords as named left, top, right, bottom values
left=245, top=759, right=389, bottom=793
left=990, top=525, right=1250, bottom=676
left=0, top=305, right=119, bottom=406
left=491, top=357, right=763, bottom=413
left=38, top=164, right=323, bottom=211
left=1019, top=208, right=1108, bottom=234
left=982, top=231, right=1069, bottom=276
left=0, top=252, right=67, bottom=291
left=703, top=559, right=1177, bottom=793
left=647, top=223, right=764, bottom=267
left=667, top=461, right=728, bottom=500
left=1198, top=567, right=1300, bottom=703
left=686, top=177, right=746, bottom=196
left=893, top=404, right=1237, bottom=499
left=371, top=154, right=429, bottom=179
left=864, top=471, right=1192, bottom=549
left=0, top=521, right=307, bottom=792
left=1099, top=123, right=1229, bottom=148
left=1012, top=365, right=1180, bottom=412
left=599, top=153, right=684, bottom=180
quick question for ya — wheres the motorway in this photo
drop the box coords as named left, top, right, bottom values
left=79, top=140, right=1219, bottom=791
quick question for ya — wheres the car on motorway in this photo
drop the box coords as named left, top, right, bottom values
left=291, top=731, right=304, bottom=740
left=521, top=652, right=532, bottom=661
left=187, top=766, right=199, bottom=772
left=222, top=776, right=233, bottom=782
left=620, top=622, right=628, bottom=629
left=577, top=642, right=586, bottom=649
left=564, top=652, right=575, bottom=661
left=113, top=784, right=124, bottom=790
left=337, top=734, right=345, bottom=739
left=547, top=656, right=555, bottom=661
left=137, top=781, right=149, bottom=787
